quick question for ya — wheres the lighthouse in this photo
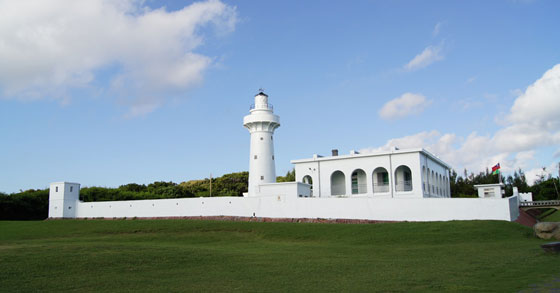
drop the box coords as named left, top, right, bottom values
left=243, top=91, right=280, bottom=196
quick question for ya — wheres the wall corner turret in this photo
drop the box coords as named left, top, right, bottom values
left=48, top=182, right=80, bottom=218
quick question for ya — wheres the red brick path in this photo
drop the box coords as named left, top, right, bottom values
left=514, top=208, right=538, bottom=227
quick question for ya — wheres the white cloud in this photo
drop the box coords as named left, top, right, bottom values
left=360, top=130, right=442, bottom=153
left=524, top=163, right=557, bottom=185
left=0, top=0, right=237, bottom=115
left=403, top=44, right=444, bottom=71
left=507, top=64, right=560, bottom=128
left=432, top=22, right=443, bottom=37
left=365, top=64, right=560, bottom=181
left=492, top=64, right=560, bottom=152
left=361, top=130, right=508, bottom=174
left=378, top=93, right=432, bottom=120
left=514, top=150, right=535, bottom=169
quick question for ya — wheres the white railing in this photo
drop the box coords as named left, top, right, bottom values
left=395, top=180, right=412, bottom=192
left=373, top=183, right=389, bottom=193
left=331, top=186, right=346, bottom=196
left=351, top=184, right=367, bottom=194
left=250, top=103, right=273, bottom=110
left=519, top=200, right=560, bottom=207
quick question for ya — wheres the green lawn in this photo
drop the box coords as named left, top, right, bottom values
left=0, top=219, right=558, bottom=292
left=542, top=210, right=560, bottom=222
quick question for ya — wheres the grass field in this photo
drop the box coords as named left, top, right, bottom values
left=542, top=210, right=560, bottom=222
left=1, top=219, right=559, bottom=292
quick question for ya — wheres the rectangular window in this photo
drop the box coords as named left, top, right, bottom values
left=272, top=155, right=274, bottom=160
left=483, top=188, right=495, bottom=198
left=55, top=186, right=58, bottom=192
left=260, top=176, right=264, bottom=180
left=254, top=155, right=257, bottom=159
left=70, top=186, right=73, bottom=192
left=351, top=174, right=358, bottom=194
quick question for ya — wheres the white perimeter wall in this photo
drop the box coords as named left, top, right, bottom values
left=62, top=192, right=519, bottom=222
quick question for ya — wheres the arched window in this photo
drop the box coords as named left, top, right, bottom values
left=422, top=166, right=427, bottom=192
left=436, top=174, right=440, bottom=195
left=373, top=167, right=389, bottom=193
left=431, top=171, right=435, bottom=194
left=351, top=169, right=367, bottom=194
left=427, top=168, right=431, bottom=195
left=303, top=175, right=313, bottom=185
left=395, top=165, right=413, bottom=192
left=303, top=175, right=313, bottom=196
left=330, top=171, right=346, bottom=196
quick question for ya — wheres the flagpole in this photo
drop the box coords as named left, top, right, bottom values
left=498, top=171, right=502, bottom=184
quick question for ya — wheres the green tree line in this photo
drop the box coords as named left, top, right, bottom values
left=0, top=172, right=248, bottom=220
left=0, top=189, right=49, bottom=220
left=80, top=172, right=249, bottom=202
left=449, top=168, right=560, bottom=201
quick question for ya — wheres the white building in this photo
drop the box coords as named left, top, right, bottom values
left=48, top=91, right=520, bottom=222
left=292, top=148, right=451, bottom=199
left=474, top=183, right=505, bottom=198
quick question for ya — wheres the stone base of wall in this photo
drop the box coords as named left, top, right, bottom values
left=48, top=215, right=398, bottom=224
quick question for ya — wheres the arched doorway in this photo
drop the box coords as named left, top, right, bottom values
left=330, top=171, right=346, bottom=196
left=372, top=167, right=389, bottom=193
left=395, top=165, right=413, bottom=192
left=351, top=169, right=367, bottom=194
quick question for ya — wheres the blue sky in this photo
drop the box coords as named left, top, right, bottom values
left=1, top=0, right=559, bottom=193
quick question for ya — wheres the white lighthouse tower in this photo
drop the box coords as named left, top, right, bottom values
left=243, top=91, right=280, bottom=196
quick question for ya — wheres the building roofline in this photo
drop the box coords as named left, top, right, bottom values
left=290, top=148, right=451, bottom=169
left=258, top=182, right=308, bottom=187
left=419, top=148, right=452, bottom=169
left=473, top=183, right=505, bottom=187
left=50, top=182, right=81, bottom=185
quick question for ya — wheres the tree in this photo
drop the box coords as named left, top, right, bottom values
left=119, top=183, right=147, bottom=192
left=450, top=169, right=477, bottom=197
left=276, top=169, right=295, bottom=182
left=0, top=189, right=49, bottom=220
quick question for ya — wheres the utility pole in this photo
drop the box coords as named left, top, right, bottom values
left=556, top=162, right=560, bottom=199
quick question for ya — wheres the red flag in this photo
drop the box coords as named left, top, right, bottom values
left=491, top=163, right=500, bottom=174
